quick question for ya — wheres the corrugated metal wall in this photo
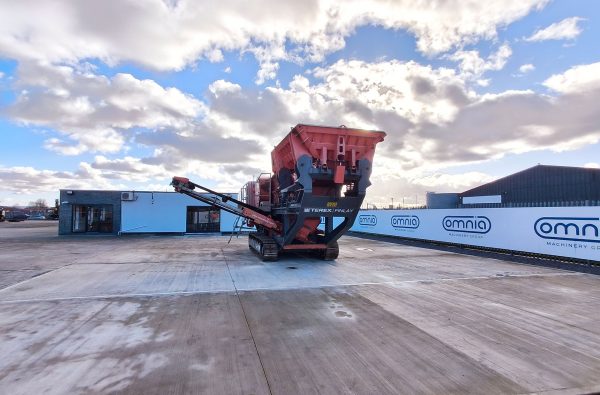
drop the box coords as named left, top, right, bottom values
left=459, top=165, right=600, bottom=207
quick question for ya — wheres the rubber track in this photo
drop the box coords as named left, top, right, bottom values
left=249, top=233, right=279, bottom=261
left=323, top=241, right=339, bottom=260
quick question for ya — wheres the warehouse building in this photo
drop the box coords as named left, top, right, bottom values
left=58, top=189, right=240, bottom=235
left=427, top=165, right=600, bottom=209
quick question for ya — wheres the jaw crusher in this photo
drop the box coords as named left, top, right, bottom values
left=171, top=124, right=385, bottom=261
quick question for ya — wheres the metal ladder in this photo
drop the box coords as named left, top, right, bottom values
left=228, top=215, right=246, bottom=244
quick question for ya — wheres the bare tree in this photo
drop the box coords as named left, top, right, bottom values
left=28, top=199, right=48, bottom=208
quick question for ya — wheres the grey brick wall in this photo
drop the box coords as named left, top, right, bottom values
left=58, top=190, right=122, bottom=235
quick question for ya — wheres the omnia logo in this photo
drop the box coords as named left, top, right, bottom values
left=391, top=215, right=420, bottom=229
left=443, top=216, right=491, bottom=234
left=534, top=217, right=600, bottom=243
left=358, top=214, right=377, bottom=226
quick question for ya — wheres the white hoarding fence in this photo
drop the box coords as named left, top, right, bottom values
left=350, top=207, right=600, bottom=262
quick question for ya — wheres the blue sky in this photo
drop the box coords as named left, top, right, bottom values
left=0, top=0, right=599, bottom=206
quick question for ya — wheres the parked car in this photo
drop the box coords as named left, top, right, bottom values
left=6, top=212, right=29, bottom=222
left=28, top=214, right=46, bottom=220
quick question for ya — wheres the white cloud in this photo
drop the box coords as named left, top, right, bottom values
left=135, top=128, right=265, bottom=165
left=207, top=59, right=600, bottom=175
left=90, top=153, right=264, bottom=192
left=543, top=62, right=600, bottom=94
left=362, top=168, right=494, bottom=207
left=525, top=17, right=584, bottom=42
left=6, top=55, right=600, bottom=204
left=209, top=79, right=242, bottom=96
left=205, top=49, right=224, bottom=63
left=5, top=61, right=267, bottom=177
left=204, top=59, right=477, bottom=177
left=0, top=151, right=261, bottom=205
left=8, top=0, right=600, bottom=208
left=410, top=171, right=493, bottom=190
left=519, top=63, right=535, bottom=73
left=418, top=86, right=600, bottom=165
left=91, top=155, right=167, bottom=181
left=488, top=44, right=513, bottom=70
left=43, top=133, right=123, bottom=156
left=584, top=162, right=600, bottom=169
left=194, top=59, right=480, bottom=177
left=7, top=61, right=205, bottom=154
left=2, top=2, right=599, bottom=205
left=0, top=0, right=548, bottom=82
left=448, top=43, right=512, bottom=79
left=0, top=165, right=117, bottom=194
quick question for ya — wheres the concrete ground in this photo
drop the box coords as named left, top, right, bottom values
left=1, top=221, right=600, bottom=394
